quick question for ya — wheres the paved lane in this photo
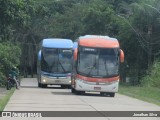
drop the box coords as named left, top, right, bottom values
left=2, top=78, right=160, bottom=120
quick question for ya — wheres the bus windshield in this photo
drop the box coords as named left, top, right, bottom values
left=41, top=48, right=72, bottom=73
left=77, top=47, right=119, bottom=78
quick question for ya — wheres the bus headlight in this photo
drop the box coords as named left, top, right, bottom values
left=43, top=79, right=46, bottom=83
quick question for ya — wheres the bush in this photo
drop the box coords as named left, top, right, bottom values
left=141, top=59, right=160, bottom=88
left=0, top=42, right=21, bottom=83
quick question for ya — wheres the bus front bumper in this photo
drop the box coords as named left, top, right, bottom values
left=40, top=75, right=71, bottom=85
left=74, top=79, right=119, bottom=92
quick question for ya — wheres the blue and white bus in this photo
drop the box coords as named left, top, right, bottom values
left=37, top=38, right=73, bottom=88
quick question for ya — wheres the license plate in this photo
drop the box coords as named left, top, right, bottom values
left=94, top=87, right=101, bottom=90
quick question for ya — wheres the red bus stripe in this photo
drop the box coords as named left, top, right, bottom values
left=76, top=74, right=119, bottom=82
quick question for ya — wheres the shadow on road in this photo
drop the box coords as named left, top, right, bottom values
left=82, top=93, right=112, bottom=97
left=51, top=91, right=73, bottom=96
left=20, top=86, right=38, bottom=88
left=21, top=85, right=71, bottom=89
left=20, top=84, right=113, bottom=97
left=51, top=91, right=112, bottom=97
left=42, top=86, right=71, bottom=90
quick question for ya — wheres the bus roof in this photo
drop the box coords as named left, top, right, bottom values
left=78, top=35, right=119, bottom=48
left=42, top=38, right=73, bottom=48
left=73, top=42, right=78, bottom=49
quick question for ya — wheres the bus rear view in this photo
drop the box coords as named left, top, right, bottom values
left=37, top=38, right=73, bottom=88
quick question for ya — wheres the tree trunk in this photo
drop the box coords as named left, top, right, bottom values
left=147, top=25, right=152, bottom=68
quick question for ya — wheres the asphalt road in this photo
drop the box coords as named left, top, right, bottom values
left=2, top=78, right=160, bottom=120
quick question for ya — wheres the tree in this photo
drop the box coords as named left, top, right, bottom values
left=0, top=0, right=32, bottom=41
left=117, top=0, right=160, bottom=84
left=0, top=43, right=21, bottom=80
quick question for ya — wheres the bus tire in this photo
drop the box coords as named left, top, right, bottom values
left=109, top=93, right=115, bottom=97
left=71, top=88, right=75, bottom=93
left=67, top=85, right=71, bottom=89
left=38, top=83, right=41, bottom=87
left=61, top=85, right=67, bottom=89
left=41, top=84, right=47, bottom=88
left=76, top=90, right=85, bottom=95
left=100, top=92, right=105, bottom=96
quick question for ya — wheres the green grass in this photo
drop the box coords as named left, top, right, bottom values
left=0, top=88, right=15, bottom=111
left=119, top=85, right=160, bottom=106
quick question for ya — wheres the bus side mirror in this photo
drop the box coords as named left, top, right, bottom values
left=74, top=48, right=78, bottom=61
left=120, top=49, right=124, bottom=63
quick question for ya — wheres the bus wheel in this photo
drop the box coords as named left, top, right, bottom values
left=41, top=84, right=47, bottom=88
left=100, top=92, right=105, bottom=96
left=67, top=85, right=71, bottom=89
left=61, top=85, right=68, bottom=89
left=100, top=92, right=110, bottom=96
left=76, top=91, right=85, bottom=95
left=109, top=93, right=115, bottom=97
left=38, top=83, right=41, bottom=87
left=71, top=88, right=75, bottom=93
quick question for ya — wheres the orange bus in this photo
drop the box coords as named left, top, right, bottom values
left=71, top=35, right=124, bottom=97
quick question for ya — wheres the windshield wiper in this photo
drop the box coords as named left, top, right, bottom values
left=87, top=60, right=97, bottom=77
left=104, top=60, right=109, bottom=76
left=58, top=56, right=66, bottom=73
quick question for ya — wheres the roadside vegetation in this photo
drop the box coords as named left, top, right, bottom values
left=119, top=59, right=160, bottom=106
left=0, top=43, right=21, bottom=83
left=0, top=88, right=15, bottom=111
left=119, top=86, right=160, bottom=106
